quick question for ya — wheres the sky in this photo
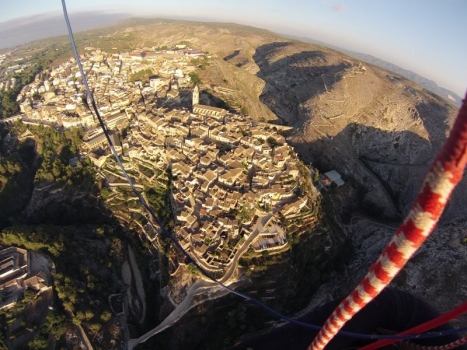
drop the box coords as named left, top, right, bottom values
left=1, top=0, right=466, bottom=96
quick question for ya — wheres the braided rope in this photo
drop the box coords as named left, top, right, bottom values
left=309, top=96, right=467, bottom=350
left=359, top=301, right=467, bottom=350
left=408, top=336, right=467, bottom=350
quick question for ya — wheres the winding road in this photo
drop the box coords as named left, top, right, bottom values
left=127, top=213, right=273, bottom=350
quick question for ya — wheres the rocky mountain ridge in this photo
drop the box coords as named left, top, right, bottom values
left=287, top=34, right=463, bottom=107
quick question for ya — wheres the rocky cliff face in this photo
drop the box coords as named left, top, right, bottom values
left=305, top=214, right=467, bottom=327
left=24, top=184, right=107, bottom=225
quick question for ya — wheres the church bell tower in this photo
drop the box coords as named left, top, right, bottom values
left=192, top=84, right=199, bottom=108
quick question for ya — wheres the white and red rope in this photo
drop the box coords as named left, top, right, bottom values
left=308, top=96, right=467, bottom=350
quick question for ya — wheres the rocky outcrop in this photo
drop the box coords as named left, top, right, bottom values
left=306, top=215, right=467, bottom=327
left=24, top=184, right=108, bottom=225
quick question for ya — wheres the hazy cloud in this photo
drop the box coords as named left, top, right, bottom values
left=0, top=11, right=129, bottom=50
left=331, top=3, right=346, bottom=13
left=322, top=0, right=346, bottom=13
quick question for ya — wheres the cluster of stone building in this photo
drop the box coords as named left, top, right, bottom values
left=0, top=53, right=7, bottom=67
left=119, top=87, right=310, bottom=271
left=2, top=47, right=200, bottom=136
left=0, top=247, right=51, bottom=311
left=0, top=77, right=18, bottom=92
left=3, top=46, right=314, bottom=275
left=0, top=53, right=32, bottom=92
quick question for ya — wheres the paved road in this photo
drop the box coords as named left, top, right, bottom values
left=127, top=213, right=272, bottom=349
left=220, top=213, right=272, bottom=283
left=127, top=279, right=217, bottom=350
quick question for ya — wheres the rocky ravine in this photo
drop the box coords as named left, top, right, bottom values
left=244, top=38, right=467, bottom=324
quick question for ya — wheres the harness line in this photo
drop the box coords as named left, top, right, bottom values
left=409, top=336, right=467, bottom=350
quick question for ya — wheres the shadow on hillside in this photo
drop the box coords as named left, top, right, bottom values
left=25, top=189, right=115, bottom=226
left=199, top=89, right=235, bottom=113
left=0, top=139, right=35, bottom=229
left=224, top=50, right=240, bottom=61
left=252, top=42, right=349, bottom=126
left=0, top=124, right=121, bottom=228
left=289, top=122, right=467, bottom=222
left=415, top=100, right=451, bottom=150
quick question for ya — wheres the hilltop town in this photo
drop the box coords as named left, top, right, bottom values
left=2, top=45, right=322, bottom=281
left=0, top=17, right=465, bottom=350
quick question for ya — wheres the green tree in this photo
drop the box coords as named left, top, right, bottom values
left=28, top=338, right=48, bottom=350
left=89, top=323, right=101, bottom=334
left=189, top=72, right=201, bottom=85
left=100, top=310, right=112, bottom=322
left=129, top=68, right=154, bottom=83
left=266, top=136, right=279, bottom=148
left=85, top=310, right=94, bottom=320
left=100, top=187, right=112, bottom=200
left=187, top=263, right=199, bottom=276
left=0, top=91, right=19, bottom=118
left=238, top=205, right=253, bottom=222
left=52, top=158, right=65, bottom=179
left=32, top=92, right=41, bottom=101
